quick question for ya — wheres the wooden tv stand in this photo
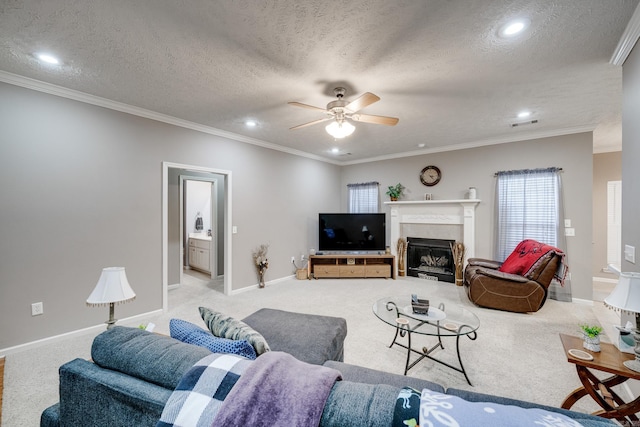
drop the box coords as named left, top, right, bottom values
left=308, top=254, right=396, bottom=279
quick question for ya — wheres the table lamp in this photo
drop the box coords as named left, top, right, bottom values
left=86, top=267, right=136, bottom=329
left=604, top=264, right=640, bottom=372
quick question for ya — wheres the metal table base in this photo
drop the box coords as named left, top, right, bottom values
left=386, top=301, right=477, bottom=386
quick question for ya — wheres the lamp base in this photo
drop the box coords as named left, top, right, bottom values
left=106, top=302, right=117, bottom=329
left=624, top=359, right=640, bottom=373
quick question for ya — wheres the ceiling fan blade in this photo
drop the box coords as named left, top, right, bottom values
left=351, top=113, right=399, bottom=126
left=290, top=117, right=331, bottom=130
left=345, top=92, right=380, bottom=113
left=288, top=101, right=327, bottom=112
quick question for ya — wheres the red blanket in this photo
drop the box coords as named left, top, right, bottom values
left=499, top=239, right=562, bottom=277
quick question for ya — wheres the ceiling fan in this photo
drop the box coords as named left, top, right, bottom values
left=288, top=87, right=399, bottom=138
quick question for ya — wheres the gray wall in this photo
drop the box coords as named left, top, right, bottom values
left=0, top=81, right=341, bottom=349
left=342, top=133, right=594, bottom=301
left=592, top=152, right=622, bottom=279
left=621, top=32, right=640, bottom=398
left=622, top=43, right=640, bottom=274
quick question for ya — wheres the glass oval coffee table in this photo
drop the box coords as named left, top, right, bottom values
left=373, top=296, right=480, bottom=385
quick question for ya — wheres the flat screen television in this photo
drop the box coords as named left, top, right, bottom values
left=318, top=213, right=386, bottom=253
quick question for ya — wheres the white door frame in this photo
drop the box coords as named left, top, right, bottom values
left=180, top=176, right=219, bottom=282
left=162, top=162, right=232, bottom=311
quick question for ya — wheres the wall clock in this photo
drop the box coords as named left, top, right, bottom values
left=420, top=165, right=441, bottom=186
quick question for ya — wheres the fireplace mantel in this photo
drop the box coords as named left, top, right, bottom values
left=384, top=199, right=480, bottom=262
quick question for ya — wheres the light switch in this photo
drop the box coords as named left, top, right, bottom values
left=232, top=226, right=238, bottom=234
left=564, top=228, right=575, bottom=237
left=564, top=219, right=571, bottom=227
left=625, top=245, right=636, bottom=264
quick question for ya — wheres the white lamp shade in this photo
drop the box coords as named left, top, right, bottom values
left=604, top=270, right=640, bottom=314
left=325, top=120, right=355, bottom=138
left=87, top=267, right=136, bottom=306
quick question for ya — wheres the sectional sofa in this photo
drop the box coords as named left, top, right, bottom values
left=40, top=308, right=614, bottom=426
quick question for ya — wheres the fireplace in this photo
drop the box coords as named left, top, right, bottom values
left=385, top=199, right=480, bottom=265
left=407, top=237, right=455, bottom=282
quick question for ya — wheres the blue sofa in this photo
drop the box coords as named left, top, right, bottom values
left=40, top=310, right=614, bottom=426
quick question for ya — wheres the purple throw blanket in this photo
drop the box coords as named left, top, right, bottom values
left=212, top=351, right=342, bottom=427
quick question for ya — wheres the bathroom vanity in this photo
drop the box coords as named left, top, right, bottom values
left=188, top=234, right=212, bottom=274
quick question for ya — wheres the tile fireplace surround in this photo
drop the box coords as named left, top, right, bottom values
left=384, top=200, right=480, bottom=263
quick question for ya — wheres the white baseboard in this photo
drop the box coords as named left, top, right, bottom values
left=0, top=309, right=163, bottom=356
left=593, top=276, right=618, bottom=284
left=571, top=297, right=594, bottom=306
left=230, top=275, right=296, bottom=295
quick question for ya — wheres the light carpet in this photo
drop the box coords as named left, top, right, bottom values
left=2, top=275, right=622, bottom=425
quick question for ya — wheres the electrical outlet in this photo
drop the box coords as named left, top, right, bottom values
left=291, top=256, right=295, bottom=263
left=31, top=302, right=44, bottom=316
left=301, top=254, right=305, bottom=261
left=625, top=245, right=636, bottom=264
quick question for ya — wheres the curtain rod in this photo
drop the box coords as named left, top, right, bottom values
left=347, top=181, right=379, bottom=186
left=494, top=167, right=563, bottom=177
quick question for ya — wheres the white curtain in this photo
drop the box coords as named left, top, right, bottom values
left=348, top=182, right=379, bottom=213
left=495, top=167, right=571, bottom=301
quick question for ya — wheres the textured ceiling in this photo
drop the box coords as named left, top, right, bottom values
left=0, top=0, right=637, bottom=163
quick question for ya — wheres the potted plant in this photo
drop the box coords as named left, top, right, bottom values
left=386, top=183, right=405, bottom=201
left=580, top=324, right=603, bottom=352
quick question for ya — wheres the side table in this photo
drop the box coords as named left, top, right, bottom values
left=559, top=333, right=640, bottom=425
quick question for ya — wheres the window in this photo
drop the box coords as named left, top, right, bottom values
left=495, top=168, right=562, bottom=260
left=347, top=182, right=379, bottom=213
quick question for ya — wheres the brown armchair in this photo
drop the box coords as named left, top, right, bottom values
left=463, top=247, right=562, bottom=313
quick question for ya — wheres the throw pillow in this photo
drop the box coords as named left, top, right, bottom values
left=199, top=307, right=270, bottom=355
left=169, top=318, right=257, bottom=360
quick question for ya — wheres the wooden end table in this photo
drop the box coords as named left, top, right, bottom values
left=559, top=333, right=640, bottom=424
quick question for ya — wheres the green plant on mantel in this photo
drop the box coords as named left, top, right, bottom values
left=580, top=324, right=603, bottom=338
left=386, top=183, right=405, bottom=201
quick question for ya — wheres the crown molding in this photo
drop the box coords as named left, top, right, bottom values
left=339, top=124, right=596, bottom=166
left=610, top=3, right=640, bottom=66
left=0, top=70, right=598, bottom=167
left=0, top=71, right=341, bottom=165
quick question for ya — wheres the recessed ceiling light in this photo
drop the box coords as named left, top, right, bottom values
left=331, top=148, right=339, bottom=154
left=499, top=18, right=530, bottom=37
left=36, top=53, right=60, bottom=65
left=245, top=120, right=257, bottom=127
left=517, top=111, right=531, bottom=118
left=418, top=143, right=426, bottom=148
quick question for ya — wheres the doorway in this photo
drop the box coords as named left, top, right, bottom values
left=182, top=177, right=219, bottom=283
left=162, top=162, right=233, bottom=311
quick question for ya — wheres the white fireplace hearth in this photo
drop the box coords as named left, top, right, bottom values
left=384, top=199, right=480, bottom=263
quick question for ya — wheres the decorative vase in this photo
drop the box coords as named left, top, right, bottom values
left=583, top=334, right=601, bottom=352
left=397, top=238, right=407, bottom=277
left=468, top=187, right=477, bottom=199
left=258, top=269, right=266, bottom=288
left=390, top=196, right=398, bottom=202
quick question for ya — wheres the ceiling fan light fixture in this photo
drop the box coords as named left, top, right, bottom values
left=325, top=120, right=355, bottom=139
